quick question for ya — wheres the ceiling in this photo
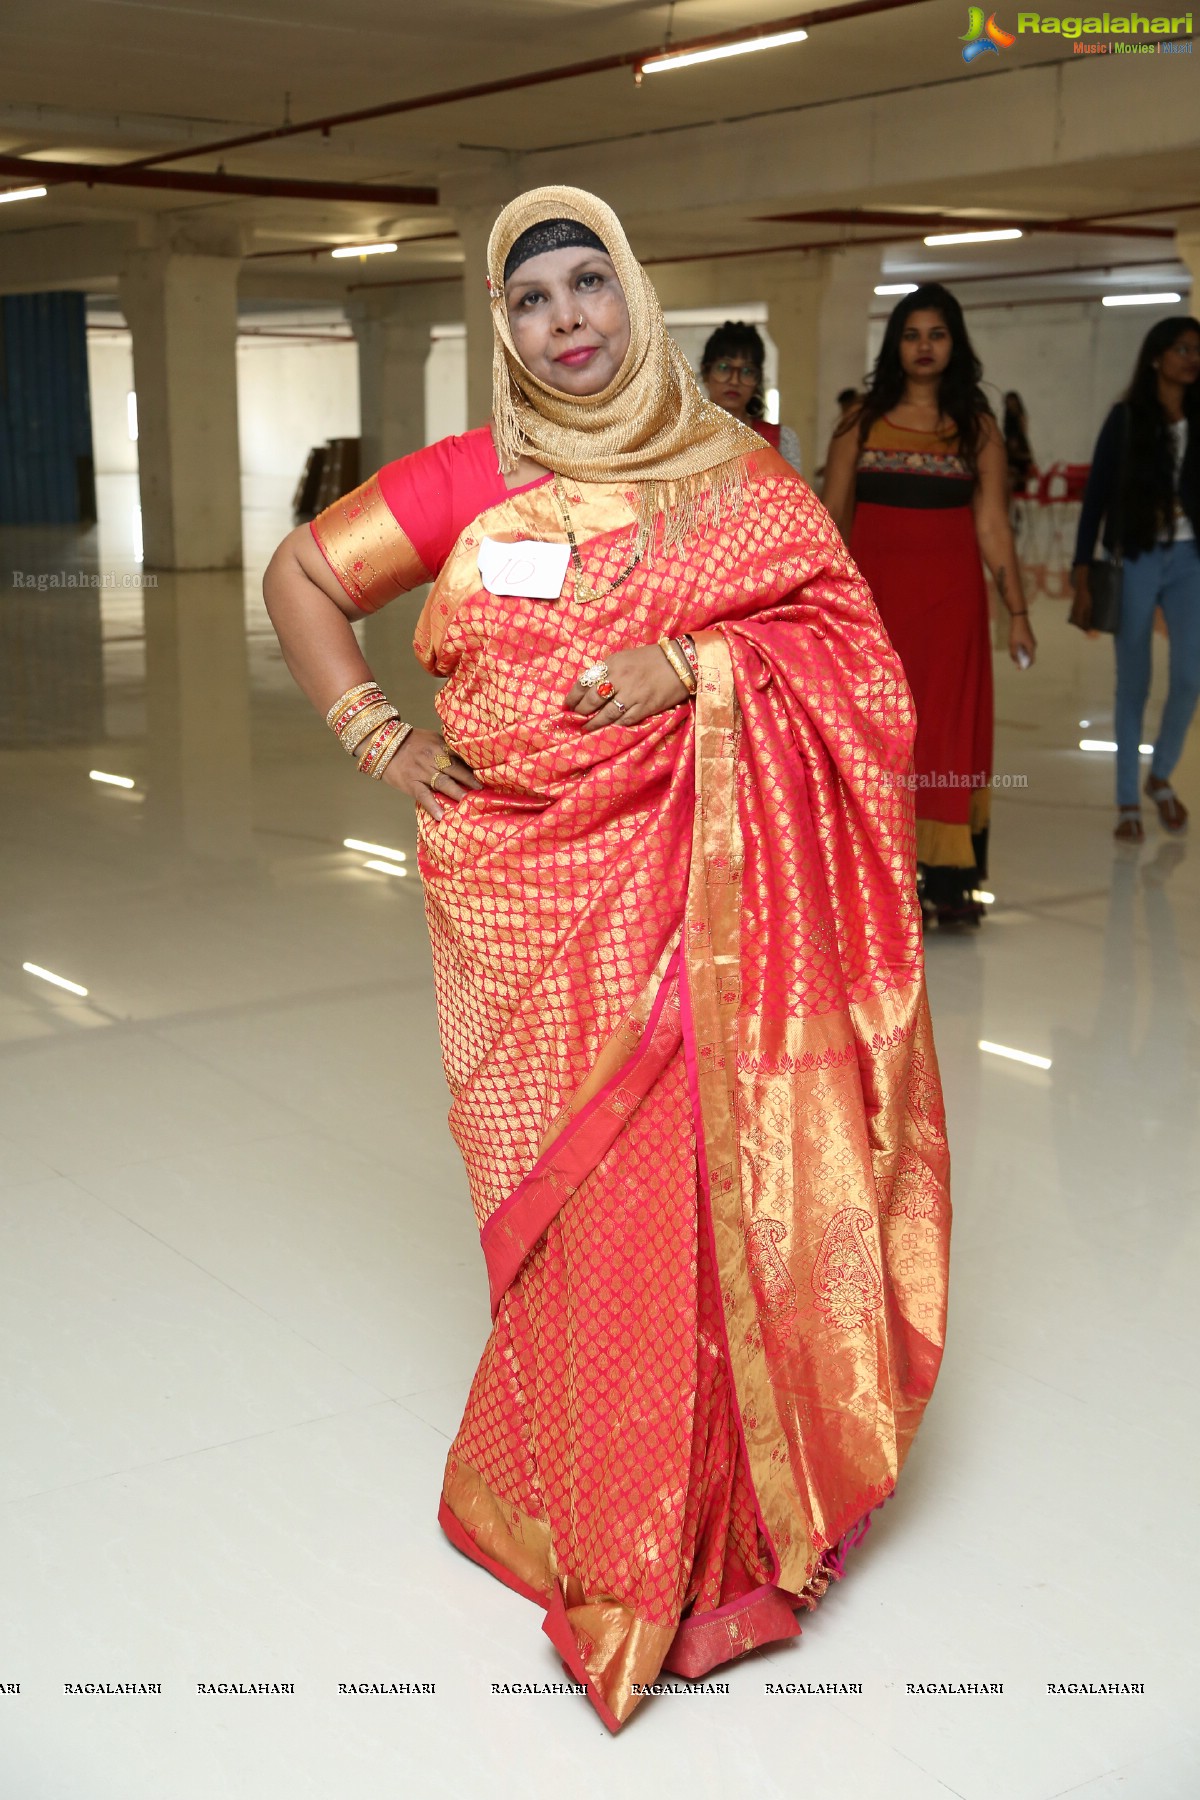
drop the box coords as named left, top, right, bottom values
left=1, top=0, right=1196, bottom=307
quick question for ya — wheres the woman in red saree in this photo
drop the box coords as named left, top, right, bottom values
left=263, top=186, right=951, bottom=1733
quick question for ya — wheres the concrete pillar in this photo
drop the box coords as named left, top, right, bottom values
left=650, top=246, right=877, bottom=480
left=1174, top=232, right=1200, bottom=311
left=143, top=571, right=254, bottom=860
left=813, top=245, right=881, bottom=456
left=453, top=205, right=499, bottom=429
left=118, top=248, right=242, bottom=570
left=346, top=292, right=430, bottom=474
left=761, top=269, right=827, bottom=478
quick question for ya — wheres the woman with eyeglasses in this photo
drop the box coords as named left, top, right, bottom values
left=1072, top=314, right=1200, bottom=842
left=699, top=321, right=803, bottom=474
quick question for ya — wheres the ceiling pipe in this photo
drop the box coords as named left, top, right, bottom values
left=118, top=0, right=930, bottom=171
left=246, top=231, right=457, bottom=259
left=758, top=206, right=1178, bottom=241
left=932, top=256, right=1187, bottom=287
left=0, top=154, right=436, bottom=206
left=873, top=285, right=1191, bottom=319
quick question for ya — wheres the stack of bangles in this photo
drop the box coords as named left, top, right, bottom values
left=658, top=634, right=699, bottom=696
left=325, top=681, right=414, bottom=779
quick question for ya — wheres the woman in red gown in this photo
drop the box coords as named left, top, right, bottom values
left=824, top=283, right=1037, bottom=926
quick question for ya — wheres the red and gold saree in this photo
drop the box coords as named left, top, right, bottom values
left=313, top=429, right=950, bottom=1732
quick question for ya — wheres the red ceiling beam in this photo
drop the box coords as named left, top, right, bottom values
left=0, top=154, right=437, bottom=206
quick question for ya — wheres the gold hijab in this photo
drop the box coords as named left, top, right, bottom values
left=487, top=185, right=761, bottom=552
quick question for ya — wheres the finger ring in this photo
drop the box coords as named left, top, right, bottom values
left=612, top=697, right=627, bottom=713
left=595, top=680, right=616, bottom=701
left=432, top=748, right=452, bottom=774
left=430, top=769, right=444, bottom=792
left=579, top=661, right=609, bottom=689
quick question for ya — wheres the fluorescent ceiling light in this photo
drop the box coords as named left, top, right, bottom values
left=1102, top=292, right=1181, bottom=307
left=978, top=1039, right=1052, bottom=1071
left=89, top=770, right=135, bottom=789
left=0, top=185, right=47, bottom=204
left=23, top=961, right=88, bottom=997
left=923, top=228, right=1023, bottom=246
left=875, top=283, right=918, bottom=296
left=640, top=28, right=807, bottom=74
left=331, top=242, right=397, bottom=259
left=1079, top=738, right=1154, bottom=753
left=364, top=858, right=408, bottom=878
left=343, top=838, right=406, bottom=860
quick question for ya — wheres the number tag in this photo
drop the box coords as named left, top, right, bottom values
left=478, top=536, right=570, bottom=600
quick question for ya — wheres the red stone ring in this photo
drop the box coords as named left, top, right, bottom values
left=595, top=680, right=617, bottom=701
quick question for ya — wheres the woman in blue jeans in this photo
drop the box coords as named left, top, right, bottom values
left=1073, top=314, right=1200, bottom=841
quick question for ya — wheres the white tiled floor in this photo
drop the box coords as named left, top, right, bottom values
left=1, top=485, right=1197, bottom=1798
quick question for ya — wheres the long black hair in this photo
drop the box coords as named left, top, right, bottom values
left=1117, top=315, right=1200, bottom=554
left=700, top=321, right=767, bottom=420
left=842, top=283, right=992, bottom=472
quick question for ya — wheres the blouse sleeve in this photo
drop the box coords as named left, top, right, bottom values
left=309, top=436, right=468, bottom=614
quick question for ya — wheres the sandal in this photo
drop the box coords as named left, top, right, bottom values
left=1144, top=776, right=1188, bottom=833
left=1113, top=807, right=1144, bottom=844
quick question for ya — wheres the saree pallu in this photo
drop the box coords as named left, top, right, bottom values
left=408, top=451, right=949, bottom=1731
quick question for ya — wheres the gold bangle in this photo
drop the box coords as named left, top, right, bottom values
left=358, top=715, right=405, bottom=776
left=342, top=702, right=400, bottom=754
left=330, top=688, right=386, bottom=739
left=658, top=636, right=697, bottom=696
left=325, top=681, right=381, bottom=730
left=365, top=719, right=414, bottom=779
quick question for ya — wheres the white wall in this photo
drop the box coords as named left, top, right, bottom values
left=426, top=330, right=467, bottom=443
left=87, top=333, right=138, bottom=475
left=864, top=300, right=1190, bottom=467
left=87, top=328, right=363, bottom=490
left=235, top=336, right=359, bottom=481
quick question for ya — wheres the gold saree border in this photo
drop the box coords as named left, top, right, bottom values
left=682, top=629, right=816, bottom=1590
left=311, top=473, right=430, bottom=613
left=441, top=1455, right=674, bottom=1731
left=683, top=634, right=949, bottom=1594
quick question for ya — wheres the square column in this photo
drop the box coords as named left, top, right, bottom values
left=119, top=248, right=243, bottom=570
left=347, top=293, right=431, bottom=473
left=1174, top=232, right=1200, bottom=313
left=452, top=204, right=500, bottom=429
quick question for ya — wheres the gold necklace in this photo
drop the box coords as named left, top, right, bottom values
left=552, top=475, right=641, bottom=605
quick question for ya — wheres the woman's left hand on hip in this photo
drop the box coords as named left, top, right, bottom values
left=564, top=645, right=690, bottom=731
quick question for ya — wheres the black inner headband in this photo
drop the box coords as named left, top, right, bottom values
left=503, top=219, right=609, bottom=281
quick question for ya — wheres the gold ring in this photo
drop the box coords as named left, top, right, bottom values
left=432, top=748, right=453, bottom=774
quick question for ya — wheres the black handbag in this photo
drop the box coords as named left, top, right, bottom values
left=1078, top=554, right=1123, bottom=635
left=1070, top=406, right=1128, bottom=635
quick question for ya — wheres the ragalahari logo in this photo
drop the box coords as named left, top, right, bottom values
left=961, top=7, right=1018, bottom=57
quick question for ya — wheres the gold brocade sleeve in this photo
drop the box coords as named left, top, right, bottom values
left=310, top=474, right=431, bottom=614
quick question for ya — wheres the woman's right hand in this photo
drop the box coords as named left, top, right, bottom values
left=378, top=727, right=482, bottom=820
left=1071, top=566, right=1101, bottom=641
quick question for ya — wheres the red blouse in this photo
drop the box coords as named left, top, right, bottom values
left=311, top=426, right=552, bottom=614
